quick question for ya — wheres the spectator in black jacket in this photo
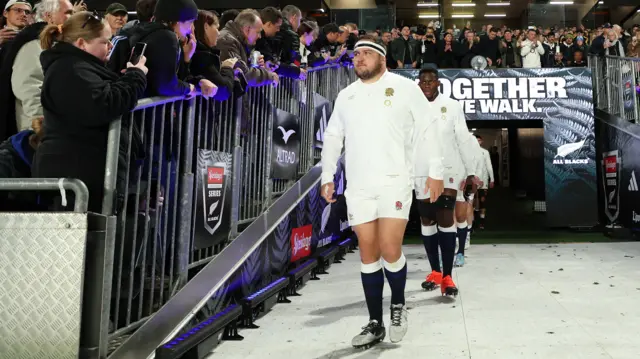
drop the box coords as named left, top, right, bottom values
left=255, top=6, right=304, bottom=79
left=108, top=0, right=216, bottom=98
left=274, top=5, right=301, bottom=66
left=191, top=10, right=237, bottom=101
left=459, top=30, right=478, bottom=68
left=415, top=27, right=437, bottom=69
left=391, top=26, right=417, bottom=69
left=34, top=11, right=148, bottom=212
left=476, top=27, right=501, bottom=68
left=438, top=32, right=458, bottom=68
left=310, top=23, right=343, bottom=65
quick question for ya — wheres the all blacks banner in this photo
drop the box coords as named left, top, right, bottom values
left=194, top=150, right=233, bottom=249
left=394, top=68, right=597, bottom=227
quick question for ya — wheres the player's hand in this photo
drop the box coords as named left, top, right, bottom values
left=489, top=181, right=495, bottom=189
left=463, top=175, right=478, bottom=193
left=425, top=177, right=444, bottom=203
left=321, top=182, right=336, bottom=203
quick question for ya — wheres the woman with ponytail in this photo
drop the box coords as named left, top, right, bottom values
left=33, top=11, right=148, bottom=212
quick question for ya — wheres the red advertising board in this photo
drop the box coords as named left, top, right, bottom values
left=290, top=224, right=312, bottom=263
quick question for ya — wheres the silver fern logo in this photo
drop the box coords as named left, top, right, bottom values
left=553, top=139, right=588, bottom=165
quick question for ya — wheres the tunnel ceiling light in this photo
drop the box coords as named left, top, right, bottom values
left=549, top=1, right=574, bottom=4
left=417, top=2, right=439, bottom=7
left=452, top=14, right=475, bottom=18
left=485, top=14, right=507, bottom=17
left=598, top=1, right=603, bottom=3
left=452, top=3, right=476, bottom=7
left=487, top=2, right=510, bottom=5
left=419, top=14, right=440, bottom=18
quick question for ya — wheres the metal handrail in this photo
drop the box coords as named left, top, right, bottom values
left=0, top=178, right=90, bottom=213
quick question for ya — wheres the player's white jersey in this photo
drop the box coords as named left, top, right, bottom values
left=321, top=70, right=443, bottom=190
left=475, top=147, right=494, bottom=188
left=415, top=94, right=477, bottom=179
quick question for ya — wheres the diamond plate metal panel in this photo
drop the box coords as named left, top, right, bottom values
left=0, top=213, right=88, bottom=359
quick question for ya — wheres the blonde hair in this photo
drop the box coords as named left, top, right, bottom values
left=40, top=11, right=106, bottom=50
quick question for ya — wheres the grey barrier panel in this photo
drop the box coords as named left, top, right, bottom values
left=0, top=212, right=89, bottom=359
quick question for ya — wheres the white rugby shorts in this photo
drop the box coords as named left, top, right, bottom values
left=415, top=171, right=466, bottom=202
left=345, top=184, right=413, bottom=227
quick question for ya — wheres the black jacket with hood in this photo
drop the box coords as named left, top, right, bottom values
left=107, top=22, right=199, bottom=97
left=34, top=41, right=146, bottom=212
left=273, top=18, right=300, bottom=65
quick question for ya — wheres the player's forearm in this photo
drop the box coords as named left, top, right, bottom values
left=425, top=131, right=444, bottom=180
left=320, top=134, right=343, bottom=185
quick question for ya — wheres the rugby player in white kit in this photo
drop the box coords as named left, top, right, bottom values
left=321, top=37, right=444, bottom=348
left=414, top=68, right=479, bottom=293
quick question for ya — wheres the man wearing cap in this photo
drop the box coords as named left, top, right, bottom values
left=105, top=2, right=128, bottom=37
left=321, top=35, right=444, bottom=348
left=1, top=0, right=31, bottom=47
left=310, top=23, right=345, bottom=65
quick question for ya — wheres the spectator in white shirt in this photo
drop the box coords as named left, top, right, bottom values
left=520, top=29, right=545, bottom=68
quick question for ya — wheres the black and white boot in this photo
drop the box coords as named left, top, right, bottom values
left=389, top=304, right=408, bottom=343
left=351, top=319, right=386, bottom=349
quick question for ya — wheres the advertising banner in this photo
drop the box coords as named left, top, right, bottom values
left=271, top=108, right=301, bottom=180
left=315, top=156, right=348, bottom=249
left=194, top=150, right=233, bottom=250
left=599, top=112, right=640, bottom=232
left=313, top=93, right=333, bottom=149
left=394, top=68, right=597, bottom=227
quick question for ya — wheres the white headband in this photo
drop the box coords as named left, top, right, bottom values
left=354, top=40, right=387, bottom=57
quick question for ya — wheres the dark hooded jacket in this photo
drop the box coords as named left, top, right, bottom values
left=107, top=22, right=199, bottom=97
left=34, top=41, right=146, bottom=212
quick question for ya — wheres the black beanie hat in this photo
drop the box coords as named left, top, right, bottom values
left=154, top=0, right=198, bottom=23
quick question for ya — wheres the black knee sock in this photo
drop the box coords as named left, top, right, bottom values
left=383, top=254, right=407, bottom=306
left=457, top=221, right=468, bottom=255
left=422, top=224, right=440, bottom=272
left=438, top=225, right=456, bottom=277
left=361, top=261, right=384, bottom=323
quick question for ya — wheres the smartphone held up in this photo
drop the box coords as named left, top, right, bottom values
left=129, top=42, right=147, bottom=66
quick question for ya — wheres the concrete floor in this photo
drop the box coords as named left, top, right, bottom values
left=209, top=242, right=640, bottom=359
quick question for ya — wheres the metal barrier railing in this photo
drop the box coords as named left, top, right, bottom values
left=589, top=54, right=640, bottom=123
left=95, top=64, right=355, bottom=353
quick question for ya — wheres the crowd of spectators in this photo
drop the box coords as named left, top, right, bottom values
left=375, top=21, right=640, bottom=70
